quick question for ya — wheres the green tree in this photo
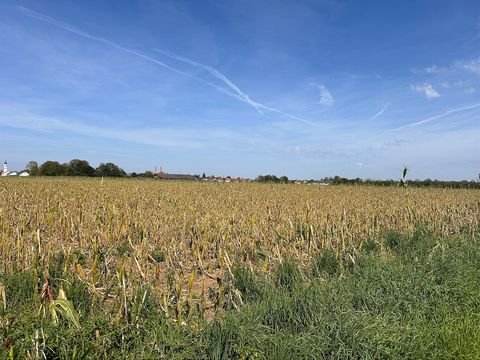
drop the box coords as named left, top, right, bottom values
left=256, top=175, right=285, bottom=183
left=256, top=175, right=265, bottom=182
left=95, top=162, right=126, bottom=177
left=39, top=161, right=67, bottom=176
left=66, top=159, right=95, bottom=176
left=25, top=161, right=39, bottom=175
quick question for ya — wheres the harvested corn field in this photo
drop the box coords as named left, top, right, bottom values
left=1, top=178, right=479, bottom=304
left=1, top=178, right=478, bottom=266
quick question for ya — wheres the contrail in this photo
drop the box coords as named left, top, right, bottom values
left=387, top=102, right=480, bottom=133
left=17, top=6, right=315, bottom=126
left=153, top=49, right=264, bottom=114
left=367, top=103, right=389, bottom=121
left=17, top=6, right=185, bottom=76
left=15, top=6, right=243, bottom=100
left=153, top=49, right=315, bottom=125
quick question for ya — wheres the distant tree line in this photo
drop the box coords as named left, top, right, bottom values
left=255, top=175, right=289, bottom=183
left=130, top=171, right=160, bottom=178
left=26, top=160, right=126, bottom=177
left=329, top=176, right=480, bottom=189
left=253, top=174, right=480, bottom=189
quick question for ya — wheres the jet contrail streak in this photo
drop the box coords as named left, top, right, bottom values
left=16, top=6, right=245, bottom=99
left=153, top=48, right=315, bottom=125
left=153, top=49, right=265, bottom=114
left=18, top=6, right=315, bottom=126
left=387, top=103, right=480, bottom=133
left=368, top=103, right=389, bottom=122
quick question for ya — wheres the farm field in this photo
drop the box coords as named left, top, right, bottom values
left=0, top=177, right=479, bottom=358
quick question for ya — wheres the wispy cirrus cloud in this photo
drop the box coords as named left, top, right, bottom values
left=306, top=82, right=333, bottom=107
left=441, top=80, right=476, bottom=94
left=414, top=57, right=480, bottom=76
left=410, top=83, right=440, bottom=98
left=0, top=103, right=206, bottom=148
left=317, top=84, right=334, bottom=107
left=461, top=58, right=480, bottom=75
left=424, top=65, right=443, bottom=74
left=1, top=105, right=307, bottom=159
left=412, top=65, right=446, bottom=75
left=410, top=58, right=480, bottom=99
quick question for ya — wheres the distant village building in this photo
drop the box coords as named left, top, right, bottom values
left=0, top=161, right=30, bottom=177
left=153, top=170, right=197, bottom=181
left=150, top=167, right=251, bottom=182
left=205, top=176, right=251, bottom=183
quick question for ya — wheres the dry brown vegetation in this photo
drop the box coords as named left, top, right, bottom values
left=1, top=177, right=479, bottom=320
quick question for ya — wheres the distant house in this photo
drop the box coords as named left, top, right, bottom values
left=1, top=161, right=30, bottom=177
left=153, top=172, right=197, bottom=181
left=205, top=176, right=251, bottom=183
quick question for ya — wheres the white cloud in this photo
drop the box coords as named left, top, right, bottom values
left=415, top=59, right=477, bottom=77
left=424, top=65, right=443, bottom=74
left=461, top=58, right=480, bottom=75
left=0, top=103, right=233, bottom=148
left=411, top=83, right=440, bottom=99
left=285, top=145, right=302, bottom=154
left=414, top=57, right=480, bottom=76
left=441, top=81, right=475, bottom=94
left=317, top=84, right=334, bottom=106
left=412, top=65, right=447, bottom=75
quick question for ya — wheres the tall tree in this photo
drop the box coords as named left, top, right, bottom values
left=25, top=161, right=39, bottom=175
left=66, top=159, right=95, bottom=176
left=95, top=162, right=126, bottom=177
left=39, top=161, right=66, bottom=176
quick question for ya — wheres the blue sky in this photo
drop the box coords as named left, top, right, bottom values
left=1, top=0, right=479, bottom=180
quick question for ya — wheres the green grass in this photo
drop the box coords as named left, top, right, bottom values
left=1, top=231, right=480, bottom=359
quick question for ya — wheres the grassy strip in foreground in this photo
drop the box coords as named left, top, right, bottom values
left=1, top=230, right=480, bottom=359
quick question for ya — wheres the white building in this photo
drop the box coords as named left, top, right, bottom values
left=1, top=161, right=30, bottom=177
